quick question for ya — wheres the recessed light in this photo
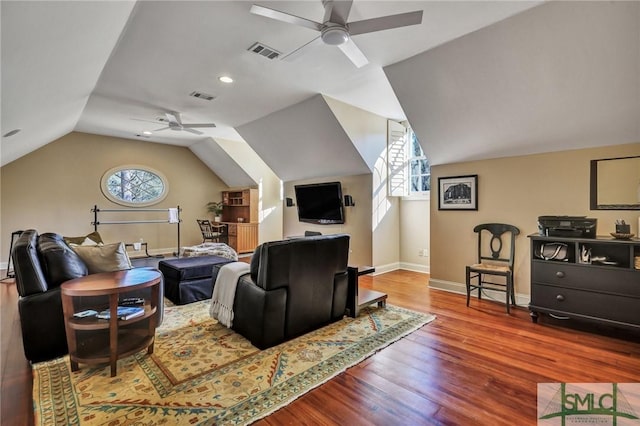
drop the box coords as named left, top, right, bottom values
left=142, top=131, right=153, bottom=135
left=218, top=76, right=233, bottom=83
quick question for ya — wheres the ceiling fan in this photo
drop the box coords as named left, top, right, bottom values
left=250, top=0, right=423, bottom=68
left=154, top=112, right=216, bottom=135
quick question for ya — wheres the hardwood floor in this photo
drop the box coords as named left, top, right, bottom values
left=2, top=270, right=640, bottom=425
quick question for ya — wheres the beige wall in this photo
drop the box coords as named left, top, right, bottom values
left=283, top=174, right=372, bottom=266
left=399, top=197, right=430, bottom=273
left=324, top=96, right=401, bottom=271
left=429, top=142, right=640, bottom=300
left=214, top=138, right=283, bottom=244
left=371, top=165, right=400, bottom=271
left=1, top=132, right=228, bottom=262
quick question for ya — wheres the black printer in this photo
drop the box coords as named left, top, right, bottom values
left=537, top=216, right=597, bottom=238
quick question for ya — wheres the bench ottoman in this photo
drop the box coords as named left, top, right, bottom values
left=159, top=255, right=234, bottom=305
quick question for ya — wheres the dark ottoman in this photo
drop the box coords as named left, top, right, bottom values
left=159, top=255, right=233, bottom=305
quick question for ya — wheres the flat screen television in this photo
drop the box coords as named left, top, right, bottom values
left=294, top=181, right=345, bottom=225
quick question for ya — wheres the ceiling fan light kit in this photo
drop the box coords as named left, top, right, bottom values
left=321, top=26, right=350, bottom=45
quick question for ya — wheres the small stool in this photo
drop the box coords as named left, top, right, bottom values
left=159, top=255, right=233, bottom=305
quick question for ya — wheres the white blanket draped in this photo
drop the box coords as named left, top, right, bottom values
left=209, top=262, right=250, bottom=327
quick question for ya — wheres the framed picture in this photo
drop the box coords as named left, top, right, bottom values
left=438, top=175, right=478, bottom=210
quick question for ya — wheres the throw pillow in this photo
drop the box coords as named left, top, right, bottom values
left=37, top=233, right=88, bottom=288
left=64, top=231, right=104, bottom=246
left=72, top=242, right=133, bottom=274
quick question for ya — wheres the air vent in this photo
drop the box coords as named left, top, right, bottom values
left=189, top=91, right=215, bottom=101
left=248, top=42, right=281, bottom=60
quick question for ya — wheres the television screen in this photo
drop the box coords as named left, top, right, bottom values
left=294, top=181, right=345, bottom=225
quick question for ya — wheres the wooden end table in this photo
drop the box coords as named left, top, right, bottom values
left=61, top=269, right=161, bottom=377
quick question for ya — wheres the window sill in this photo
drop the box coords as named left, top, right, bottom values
left=402, top=192, right=430, bottom=201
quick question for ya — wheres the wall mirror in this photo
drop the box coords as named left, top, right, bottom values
left=590, top=156, right=640, bottom=210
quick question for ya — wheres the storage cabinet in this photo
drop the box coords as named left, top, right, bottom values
left=529, top=234, right=640, bottom=331
left=222, top=188, right=258, bottom=253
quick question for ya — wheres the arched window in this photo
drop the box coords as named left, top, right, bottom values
left=101, top=165, right=168, bottom=207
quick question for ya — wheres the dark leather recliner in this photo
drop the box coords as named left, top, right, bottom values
left=12, top=229, right=164, bottom=363
left=230, top=234, right=350, bottom=349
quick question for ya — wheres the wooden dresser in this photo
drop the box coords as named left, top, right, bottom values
left=222, top=188, right=258, bottom=254
left=529, top=234, right=640, bottom=331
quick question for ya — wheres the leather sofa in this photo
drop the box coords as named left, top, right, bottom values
left=12, top=229, right=163, bottom=363
left=229, top=234, right=350, bottom=349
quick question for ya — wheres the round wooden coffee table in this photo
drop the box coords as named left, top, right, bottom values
left=61, top=268, right=161, bottom=377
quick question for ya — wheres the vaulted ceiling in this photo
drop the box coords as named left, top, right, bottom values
left=2, top=1, right=638, bottom=184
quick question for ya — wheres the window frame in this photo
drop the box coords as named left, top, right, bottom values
left=407, top=127, right=431, bottom=198
left=100, top=164, right=169, bottom=207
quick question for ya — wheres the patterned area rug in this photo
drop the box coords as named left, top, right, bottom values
left=32, top=300, right=435, bottom=425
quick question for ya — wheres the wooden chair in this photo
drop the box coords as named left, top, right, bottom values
left=196, top=219, right=226, bottom=244
left=465, top=223, right=520, bottom=314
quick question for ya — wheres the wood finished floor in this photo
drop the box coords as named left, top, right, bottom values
left=2, top=269, right=640, bottom=425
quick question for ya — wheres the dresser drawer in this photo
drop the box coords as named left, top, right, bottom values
left=532, top=261, right=640, bottom=297
left=530, top=283, right=640, bottom=326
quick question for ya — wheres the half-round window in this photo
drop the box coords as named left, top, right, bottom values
left=101, top=165, right=168, bottom=207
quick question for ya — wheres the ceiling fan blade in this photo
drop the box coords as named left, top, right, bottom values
left=281, top=36, right=322, bottom=62
left=324, top=0, right=352, bottom=25
left=131, top=118, right=162, bottom=124
left=250, top=4, right=322, bottom=32
left=348, top=10, right=423, bottom=36
left=154, top=126, right=170, bottom=131
left=338, top=39, right=368, bottom=68
left=183, top=127, right=204, bottom=135
left=182, top=123, right=216, bottom=128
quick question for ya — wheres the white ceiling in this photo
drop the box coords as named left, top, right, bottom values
left=1, top=0, right=544, bottom=181
left=385, top=0, right=640, bottom=165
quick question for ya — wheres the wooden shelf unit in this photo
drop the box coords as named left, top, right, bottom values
left=61, top=269, right=162, bottom=377
left=221, top=188, right=259, bottom=253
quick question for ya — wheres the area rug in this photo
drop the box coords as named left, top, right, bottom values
left=32, top=300, right=435, bottom=425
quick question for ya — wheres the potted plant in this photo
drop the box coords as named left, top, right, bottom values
left=206, top=201, right=224, bottom=222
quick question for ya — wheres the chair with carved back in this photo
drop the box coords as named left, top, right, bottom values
left=196, top=219, right=226, bottom=244
left=465, top=223, right=520, bottom=314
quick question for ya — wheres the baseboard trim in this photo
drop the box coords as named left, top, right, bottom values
left=371, top=262, right=399, bottom=276
left=429, top=278, right=530, bottom=307
left=399, top=262, right=429, bottom=274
